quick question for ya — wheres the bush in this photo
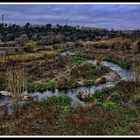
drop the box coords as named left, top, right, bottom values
left=25, top=41, right=36, bottom=53
left=100, top=77, right=107, bottom=84
left=82, top=41, right=94, bottom=48
left=84, top=38, right=132, bottom=51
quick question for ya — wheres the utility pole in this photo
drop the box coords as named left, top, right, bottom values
left=66, top=19, right=68, bottom=26
left=2, top=14, right=4, bottom=25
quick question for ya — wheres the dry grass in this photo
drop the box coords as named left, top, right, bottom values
left=0, top=81, right=139, bottom=135
left=5, top=65, right=27, bottom=115
left=0, top=50, right=58, bottom=63
left=82, top=38, right=132, bottom=51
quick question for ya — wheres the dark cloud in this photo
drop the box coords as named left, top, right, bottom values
left=0, top=4, right=140, bottom=29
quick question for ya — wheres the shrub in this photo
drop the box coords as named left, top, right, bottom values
left=25, top=41, right=36, bottom=53
left=100, top=77, right=107, bottom=84
left=82, top=41, right=94, bottom=48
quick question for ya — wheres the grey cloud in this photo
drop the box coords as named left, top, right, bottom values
left=0, top=4, right=140, bottom=29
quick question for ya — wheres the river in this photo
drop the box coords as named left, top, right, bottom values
left=0, top=60, right=136, bottom=115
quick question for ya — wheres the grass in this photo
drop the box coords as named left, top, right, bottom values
left=77, top=88, right=110, bottom=103
left=104, top=56, right=131, bottom=69
left=0, top=81, right=140, bottom=135
left=0, top=95, right=75, bottom=135
left=0, top=51, right=58, bottom=63
left=73, top=53, right=95, bottom=64
left=27, top=80, right=57, bottom=92
left=76, top=80, right=140, bottom=135
left=0, top=49, right=140, bottom=135
left=55, top=60, right=111, bottom=89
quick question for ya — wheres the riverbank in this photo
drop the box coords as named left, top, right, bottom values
left=0, top=59, right=136, bottom=116
left=0, top=49, right=139, bottom=135
left=0, top=80, right=139, bottom=135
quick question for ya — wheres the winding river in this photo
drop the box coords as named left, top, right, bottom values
left=0, top=59, right=136, bottom=115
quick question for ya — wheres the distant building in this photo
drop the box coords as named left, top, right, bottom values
left=51, top=25, right=58, bottom=29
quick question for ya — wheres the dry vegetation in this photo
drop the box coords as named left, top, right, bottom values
left=0, top=81, right=140, bottom=135
left=0, top=36, right=140, bottom=136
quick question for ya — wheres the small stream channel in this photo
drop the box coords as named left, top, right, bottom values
left=0, top=59, right=136, bottom=115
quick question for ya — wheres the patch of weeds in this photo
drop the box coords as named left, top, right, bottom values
left=133, top=94, right=140, bottom=104
left=59, top=104, right=75, bottom=135
left=73, top=54, right=95, bottom=64
left=46, top=95, right=72, bottom=106
left=84, top=79, right=95, bottom=86
left=105, top=57, right=131, bottom=69
left=111, top=126, right=126, bottom=135
left=92, top=88, right=111, bottom=103
left=61, top=104, right=74, bottom=116
left=1, top=122, right=17, bottom=135
left=0, top=83, right=6, bottom=90
left=103, top=100, right=120, bottom=112
left=73, top=56, right=88, bottom=64
left=77, top=88, right=111, bottom=103
left=27, top=80, right=57, bottom=92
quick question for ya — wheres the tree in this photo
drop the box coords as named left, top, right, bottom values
left=24, top=22, right=30, bottom=29
left=46, top=23, right=52, bottom=29
left=15, top=34, right=29, bottom=47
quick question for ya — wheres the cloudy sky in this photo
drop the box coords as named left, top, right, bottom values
left=0, top=4, right=140, bottom=30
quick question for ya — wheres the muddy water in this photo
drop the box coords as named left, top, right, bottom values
left=0, top=60, right=136, bottom=115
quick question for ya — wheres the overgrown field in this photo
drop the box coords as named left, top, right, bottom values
left=0, top=38, right=140, bottom=135
left=0, top=81, right=139, bottom=135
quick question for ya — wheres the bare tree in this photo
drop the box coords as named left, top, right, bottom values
left=15, top=34, right=29, bottom=47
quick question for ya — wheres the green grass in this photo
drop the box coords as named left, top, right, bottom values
left=0, top=81, right=140, bottom=135
left=77, top=81, right=140, bottom=135
left=77, top=88, right=111, bottom=103
left=73, top=54, right=95, bottom=64
left=44, top=95, right=72, bottom=106
left=27, top=80, right=57, bottom=92
left=105, top=56, right=131, bottom=69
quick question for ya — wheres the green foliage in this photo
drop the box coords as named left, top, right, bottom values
left=134, top=94, right=140, bottom=104
left=105, top=56, right=131, bottom=69
left=103, top=100, right=119, bottom=112
left=93, top=88, right=111, bottom=103
left=77, top=88, right=111, bottom=103
left=27, top=81, right=57, bottom=92
left=112, top=126, right=126, bottom=135
left=73, top=56, right=87, bottom=64
left=46, top=95, right=72, bottom=106
left=84, top=79, right=95, bottom=86
left=73, top=54, right=94, bottom=64
left=61, top=104, right=74, bottom=116
left=0, top=83, right=6, bottom=90
left=2, top=122, right=17, bottom=135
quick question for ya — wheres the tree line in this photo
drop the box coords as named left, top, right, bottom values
left=0, top=23, right=140, bottom=46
